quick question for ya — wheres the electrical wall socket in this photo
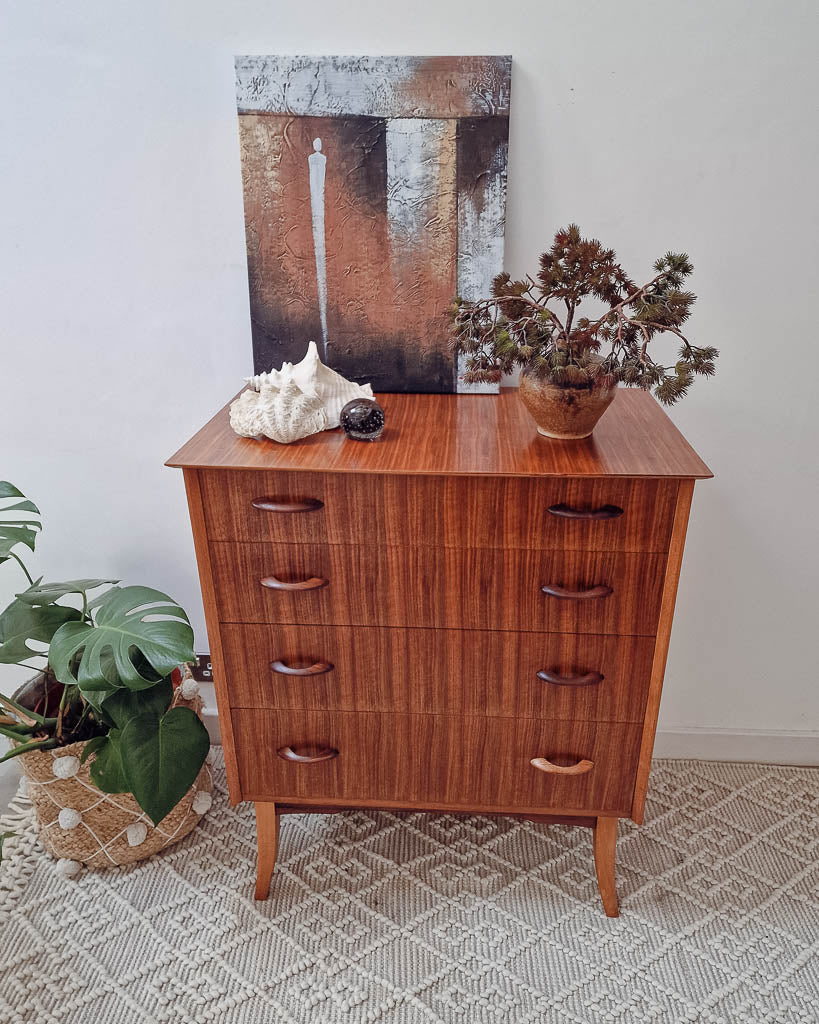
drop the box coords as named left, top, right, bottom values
left=190, top=653, right=213, bottom=682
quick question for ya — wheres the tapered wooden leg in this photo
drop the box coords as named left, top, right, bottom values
left=254, top=802, right=279, bottom=900
left=593, top=816, right=619, bottom=917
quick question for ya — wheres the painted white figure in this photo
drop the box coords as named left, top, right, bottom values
left=308, top=138, right=329, bottom=358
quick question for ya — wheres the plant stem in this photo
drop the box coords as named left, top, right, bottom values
left=56, top=684, right=72, bottom=742
left=0, top=693, right=56, bottom=727
left=73, top=700, right=92, bottom=735
left=631, top=320, right=694, bottom=356
left=0, top=722, right=36, bottom=741
left=0, top=737, right=58, bottom=764
left=586, top=271, right=671, bottom=330
left=7, top=551, right=34, bottom=586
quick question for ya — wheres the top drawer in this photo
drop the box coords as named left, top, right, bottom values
left=200, top=470, right=678, bottom=553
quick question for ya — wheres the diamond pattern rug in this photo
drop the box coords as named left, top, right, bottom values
left=1, top=753, right=817, bottom=1024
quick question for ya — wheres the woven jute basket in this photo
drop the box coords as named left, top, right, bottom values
left=14, top=667, right=213, bottom=869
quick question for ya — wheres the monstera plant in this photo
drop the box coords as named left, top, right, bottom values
left=0, top=481, right=208, bottom=824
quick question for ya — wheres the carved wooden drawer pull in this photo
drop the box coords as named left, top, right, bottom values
left=252, top=497, right=324, bottom=513
left=530, top=757, right=594, bottom=775
left=277, top=745, right=338, bottom=764
left=270, top=659, right=333, bottom=676
left=536, top=669, right=604, bottom=687
left=540, top=583, right=613, bottom=600
left=260, top=575, right=329, bottom=592
left=547, top=503, right=623, bottom=520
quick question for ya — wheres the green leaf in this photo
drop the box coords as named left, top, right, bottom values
left=87, top=585, right=121, bottom=612
left=0, top=599, right=81, bottom=664
left=49, top=586, right=195, bottom=691
left=79, top=735, right=108, bottom=765
left=88, top=730, right=129, bottom=792
left=119, top=706, right=209, bottom=824
left=0, top=483, right=41, bottom=561
left=15, top=579, right=118, bottom=607
left=101, top=677, right=173, bottom=730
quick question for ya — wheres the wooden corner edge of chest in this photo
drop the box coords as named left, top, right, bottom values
left=631, top=479, right=696, bottom=824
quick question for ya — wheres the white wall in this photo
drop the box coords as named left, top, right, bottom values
left=2, top=0, right=817, bottom=754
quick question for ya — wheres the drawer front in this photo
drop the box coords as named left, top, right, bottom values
left=232, top=710, right=641, bottom=814
left=222, top=623, right=655, bottom=723
left=201, top=469, right=678, bottom=553
left=210, top=542, right=666, bottom=635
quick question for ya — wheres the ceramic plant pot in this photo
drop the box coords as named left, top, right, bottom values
left=518, top=366, right=617, bottom=439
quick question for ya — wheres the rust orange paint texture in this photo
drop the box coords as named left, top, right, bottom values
left=235, top=55, right=511, bottom=393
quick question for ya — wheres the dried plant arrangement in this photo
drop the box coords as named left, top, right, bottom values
left=448, top=224, right=718, bottom=405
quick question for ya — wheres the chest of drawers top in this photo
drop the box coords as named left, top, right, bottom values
left=167, top=387, right=712, bottom=481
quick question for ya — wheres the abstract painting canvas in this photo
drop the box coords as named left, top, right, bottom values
left=235, top=55, right=511, bottom=393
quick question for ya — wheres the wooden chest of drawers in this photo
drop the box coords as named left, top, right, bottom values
left=169, top=388, right=711, bottom=916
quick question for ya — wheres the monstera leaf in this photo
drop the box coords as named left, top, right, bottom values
left=49, top=586, right=195, bottom=691
left=101, top=677, right=173, bottom=729
left=85, top=731, right=129, bottom=793
left=0, top=598, right=81, bottom=664
left=15, top=578, right=118, bottom=606
left=0, top=482, right=41, bottom=563
left=119, top=707, right=210, bottom=824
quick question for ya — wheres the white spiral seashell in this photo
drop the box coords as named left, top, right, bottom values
left=192, top=790, right=212, bottom=815
left=56, top=858, right=82, bottom=879
left=242, top=340, right=374, bottom=431
left=58, top=808, right=82, bottom=830
left=180, top=678, right=200, bottom=699
left=52, top=755, right=80, bottom=779
left=126, top=822, right=148, bottom=847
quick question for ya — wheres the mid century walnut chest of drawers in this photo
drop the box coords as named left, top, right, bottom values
left=168, top=388, right=711, bottom=916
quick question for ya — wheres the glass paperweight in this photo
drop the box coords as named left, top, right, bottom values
left=340, top=398, right=385, bottom=441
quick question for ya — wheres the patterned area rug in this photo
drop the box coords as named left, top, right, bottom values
left=1, top=753, right=817, bottom=1024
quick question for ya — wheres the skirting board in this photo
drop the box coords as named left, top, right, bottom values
left=653, top=727, right=819, bottom=765
left=199, top=705, right=819, bottom=767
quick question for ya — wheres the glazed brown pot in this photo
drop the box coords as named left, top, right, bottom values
left=518, top=367, right=617, bottom=439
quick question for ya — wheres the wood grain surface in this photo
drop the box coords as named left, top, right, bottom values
left=167, top=388, right=713, bottom=480
left=220, top=623, right=655, bottom=723
left=209, top=542, right=667, bottom=636
left=593, top=817, right=620, bottom=917
left=182, top=470, right=243, bottom=803
left=632, top=480, right=695, bottom=823
left=201, top=470, right=679, bottom=553
left=232, top=709, right=641, bottom=814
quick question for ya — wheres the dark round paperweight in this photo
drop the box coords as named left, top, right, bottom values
left=340, top=397, right=385, bottom=441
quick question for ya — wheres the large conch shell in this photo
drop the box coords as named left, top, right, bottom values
left=229, top=341, right=374, bottom=444
left=245, top=341, right=374, bottom=429
left=229, top=379, right=328, bottom=444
